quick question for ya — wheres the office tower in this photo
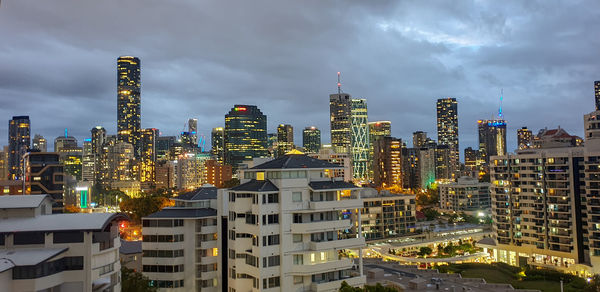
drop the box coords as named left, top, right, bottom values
left=54, top=134, right=77, bottom=153
left=464, top=146, right=478, bottom=177
left=330, top=77, right=352, bottom=154
left=307, top=148, right=353, bottom=182
left=8, top=116, right=30, bottom=180
left=140, top=128, right=158, bottom=186
left=25, top=152, right=65, bottom=211
left=189, top=118, right=198, bottom=146
left=91, top=126, right=106, bottom=155
left=82, top=139, right=95, bottom=182
left=302, top=126, right=321, bottom=154
left=517, top=127, right=533, bottom=150
left=439, top=177, right=490, bottom=214
left=436, top=98, right=459, bottom=178
left=156, top=135, right=176, bottom=161
left=595, top=81, right=600, bottom=111
left=402, top=148, right=420, bottom=190
left=32, top=134, right=47, bottom=152
left=224, top=105, right=268, bottom=168
left=434, top=144, right=451, bottom=180
left=478, top=119, right=507, bottom=164
left=368, top=121, right=391, bottom=142
left=205, top=159, right=233, bottom=188
left=54, top=134, right=82, bottom=180
left=117, top=56, right=141, bottom=157
left=223, top=154, right=366, bottom=291
left=276, top=124, right=294, bottom=157
left=373, top=136, right=403, bottom=188
left=359, top=189, right=416, bottom=240
left=350, top=99, right=370, bottom=180
left=211, top=127, right=225, bottom=164
left=0, top=195, right=127, bottom=291
left=142, top=185, right=219, bottom=291
left=413, top=131, right=428, bottom=148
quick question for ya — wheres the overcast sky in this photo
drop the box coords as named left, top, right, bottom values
left=1, top=0, right=599, bottom=156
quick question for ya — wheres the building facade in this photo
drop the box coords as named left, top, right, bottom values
left=141, top=128, right=158, bottom=187
left=8, top=115, right=30, bottom=180
left=32, top=134, right=47, bottom=152
left=359, top=189, right=416, bottom=241
left=117, top=56, right=141, bottom=158
left=436, top=98, right=459, bottom=178
left=439, top=177, right=490, bottom=215
left=302, top=126, right=321, bottom=154
left=211, top=127, right=225, bottom=164
left=373, top=137, right=402, bottom=188
left=224, top=105, right=268, bottom=168
left=517, top=127, right=533, bottom=150
left=478, top=119, right=507, bottom=165
left=25, top=152, right=65, bottom=211
left=350, top=99, right=370, bottom=181
left=276, top=124, right=294, bottom=157
left=204, top=159, right=232, bottom=188
left=307, top=148, right=352, bottom=182
left=330, top=93, right=352, bottom=154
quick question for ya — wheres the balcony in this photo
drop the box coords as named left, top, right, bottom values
left=309, top=237, right=365, bottom=251
left=309, top=199, right=362, bottom=211
left=291, top=219, right=352, bottom=234
left=290, top=258, right=353, bottom=275
left=310, top=275, right=366, bottom=292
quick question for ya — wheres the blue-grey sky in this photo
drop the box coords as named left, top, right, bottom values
left=0, top=0, right=599, bottom=156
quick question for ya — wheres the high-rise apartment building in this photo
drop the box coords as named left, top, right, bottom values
left=211, top=127, right=225, bottom=164
left=368, top=121, right=391, bottom=179
left=412, top=131, right=428, bottom=148
left=8, top=116, right=30, bottom=180
left=373, top=137, right=403, bottom=188
left=359, top=189, right=417, bottom=240
left=276, top=124, right=294, bottom=157
left=223, top=154, right=366, bottom=291
left=436, top=98, right=459, bottom=178
left=464, top=146, right=479, bottom=177
left=117, top=56, right=141, bottom=157
left=439, top=177, right=490, bottom=215
left=91, top=126, right=106, bottom=155
left=82, top=139, right=95, bottom=182
left=435, top=144, right=451, bottom=180
left=330, top=92, right=352, bottom=154
left=204, top=159, right=232, bottom=188
left=517, top=127, right=533, bottom=150
left=157, top=136, right=176, bottom=161
left=478, top=119, right=507, bottom=164
left=224, top=105, right=268, bottom=168
left=350, top=99, right=370, bottom=180
left=32, top=134, right=47, bottom=152
left=140, top=128, right=158, bottom=187
left=402, top=148, right=420, bottom=190
left=302, top=126, right=321, bottom=154
left=25, top=152, right=65, bottom=211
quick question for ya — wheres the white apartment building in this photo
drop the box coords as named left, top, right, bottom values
left=0, top=195, right=127, bottom=291
left=438, top=177, right=490, bottom=215
left=359, top=190, right=417, bottom=241
left=142, top=185, right=219, bottom=291
left=307, top=148, right=353, bottom=182
left=221, top=153, right=366, bottom=292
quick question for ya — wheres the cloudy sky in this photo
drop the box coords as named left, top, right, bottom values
left=1, top=0, right=599, bottom=157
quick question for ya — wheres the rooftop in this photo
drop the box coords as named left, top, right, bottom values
left=145, top=208, right=216, bottom=219
left=230, top=179, right=279, bottom=192
left=175, top=185, right=217, bottom=201
left=0, top=248, right=67, bottom=269
left=0, top=194, right=49, bottom=209
left=0, top=213, right=128, bottom=233
left=120, top=240, right=142, bottom=255
left=250, top=154, right=341, bottom=170
left=308, top=180, right=359, bottom=190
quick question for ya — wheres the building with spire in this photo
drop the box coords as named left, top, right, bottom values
left=330, top=72, right=352, bottom=155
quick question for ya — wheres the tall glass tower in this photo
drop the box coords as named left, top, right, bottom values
left=351, top=99, right=370, bottom=180
left=211, top=127, right=225, bottom=164
left=478, top=119, right=507, bottom=164
left=436, top=98, right=459, bottom=178
left=117, top=56, right=141, bottom=158
left=224, top=105, right=268, bottom=167
left=302, top=126, right=321, bottom=153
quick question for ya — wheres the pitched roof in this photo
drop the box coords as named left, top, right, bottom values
left=251, top=154, right=341, bottom=170
left=145, top=208, right=216, bottom=219
left=0, top=195, right=50, bottom=209
left=120, top=240, right=142, bottom=255
left=0, top=213, right=128, bottom=233
left=230, top=179, right=279, bottom=192
left=175, top=186, right=217, bottom=201
left=309, top=180, right=359, bottom=190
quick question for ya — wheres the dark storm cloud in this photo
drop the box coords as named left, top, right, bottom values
left=0, top=0, right=599, bottom=154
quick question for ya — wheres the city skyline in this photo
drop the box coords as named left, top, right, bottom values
left=1, top=1, right=600, bottom=156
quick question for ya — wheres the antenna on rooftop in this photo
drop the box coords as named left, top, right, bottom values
left=337, top=72, right=341, bottom=94
left=498, top=88, right=504, bottom=119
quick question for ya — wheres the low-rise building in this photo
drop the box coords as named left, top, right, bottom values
left=438, top=177, right=490, bottom=215
left=0, top=194, right=127, bottom=291
left=359, top=189, right=417, bottom=240
left=120, top=240, right=142, bottom=272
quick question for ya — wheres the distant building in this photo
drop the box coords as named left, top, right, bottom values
left=439, top=177, right=490, bottom=215
left=155, top=160, right=174, bottom=189
left=211, top=127, right=225, bottom=164
left=534, top=127, right=582, bottom=149
left=204, top=159, right=232, bottom=188
left=517, top=127, right=533, bottom=150
left=173, top=153, right=211, bottom=190
left=351, top=99, right=370, bottom=181
left=307, top=148, right=352, bottom=182
left=478, top=119, right=507, bottom=164
left=330, top=91, right=352, bottom=154
left=595, top=80, right=600, bottom=111
left=464, top=146, right=479, bottom=177
left=302, top=126, right=321, bottom=154
left=359, top=189, right=416, bottom=240
left=188, top=118, right=198, bottom=147
left=434, top=144, right=451, bottom=180
left=402, top=148, right=420, bottom=190
left=276, top=124, right=294, bottom=157
left=117, top=56, right=142, bottom=157
left=82, top=139, right=95, bottom=182
left=412, top=131, right=428, bottom=148
left=224, top=105, right=268, bottom=168
left=373, top=137, right=402, bottom=188
left=25, top=152, right=65, bottom=212
left=368, top=121, right=391, bottom=178
left=140, top=128, right=158, bottom=187
left=8, top=116, right=30, bottom=180
left=0, top=145, right=7, bottom=181
left=437, top=98, right=459, bottom=178
left=32, top=134, right=47, bottom=152
left=120, top=240, right=142, bottom=272
left=0, top=195, right=127, bottom=291
left=156, top=135, right=176, bottom=161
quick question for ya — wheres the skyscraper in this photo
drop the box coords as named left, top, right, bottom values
left=224, top=105, right=268, bottom=167
left=140, top=128, right=158, bottom=186
left=330, top=74, right=352, bottom=154
left=32, top=134, right=47, bottom=152
left=211, top=127, right=225, bottom=164
left=8, top=116, right=30, bottom=180
left=478, top=119, right=507, bottom=164
left=91, top=126, right=106, bottom=155
left=188, top=118, right=198, bottom=147
left=351, top=99, right=370, bottom=180
left=25, top=152, right=64, bottom=211
left=82, top=138, right=95, bottom=182
left=302, top=126, right=321, bottom=153
left=276, top=124, right=294, bottom=157
left=436, top=98, right=459, bottom=178
left=595, top=80, right=600, bottom=111
left=373, top=136, right=403, bottom=188
left=368, top=121, right=391, bottom=143
left=117, top=56, right=141, bottom=158
left=156, top=135, right=176, bottom=161
left=412, top=131, right=428, bottom=148
left=517, top=127, right=533, bottom=150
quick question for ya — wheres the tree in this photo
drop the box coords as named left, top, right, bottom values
left=223, top=178, right=240, bottom=188
left=418, top=246, right=433, bottom=257
left=64, top=205, right=80, bottom=213
left=423, top=208, right=440, bottom=221
left=121, top=267, right=157, bottom=292
left=340, top=281, right=398, bottom=292
left=119, top=195, right=174, bottom=224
